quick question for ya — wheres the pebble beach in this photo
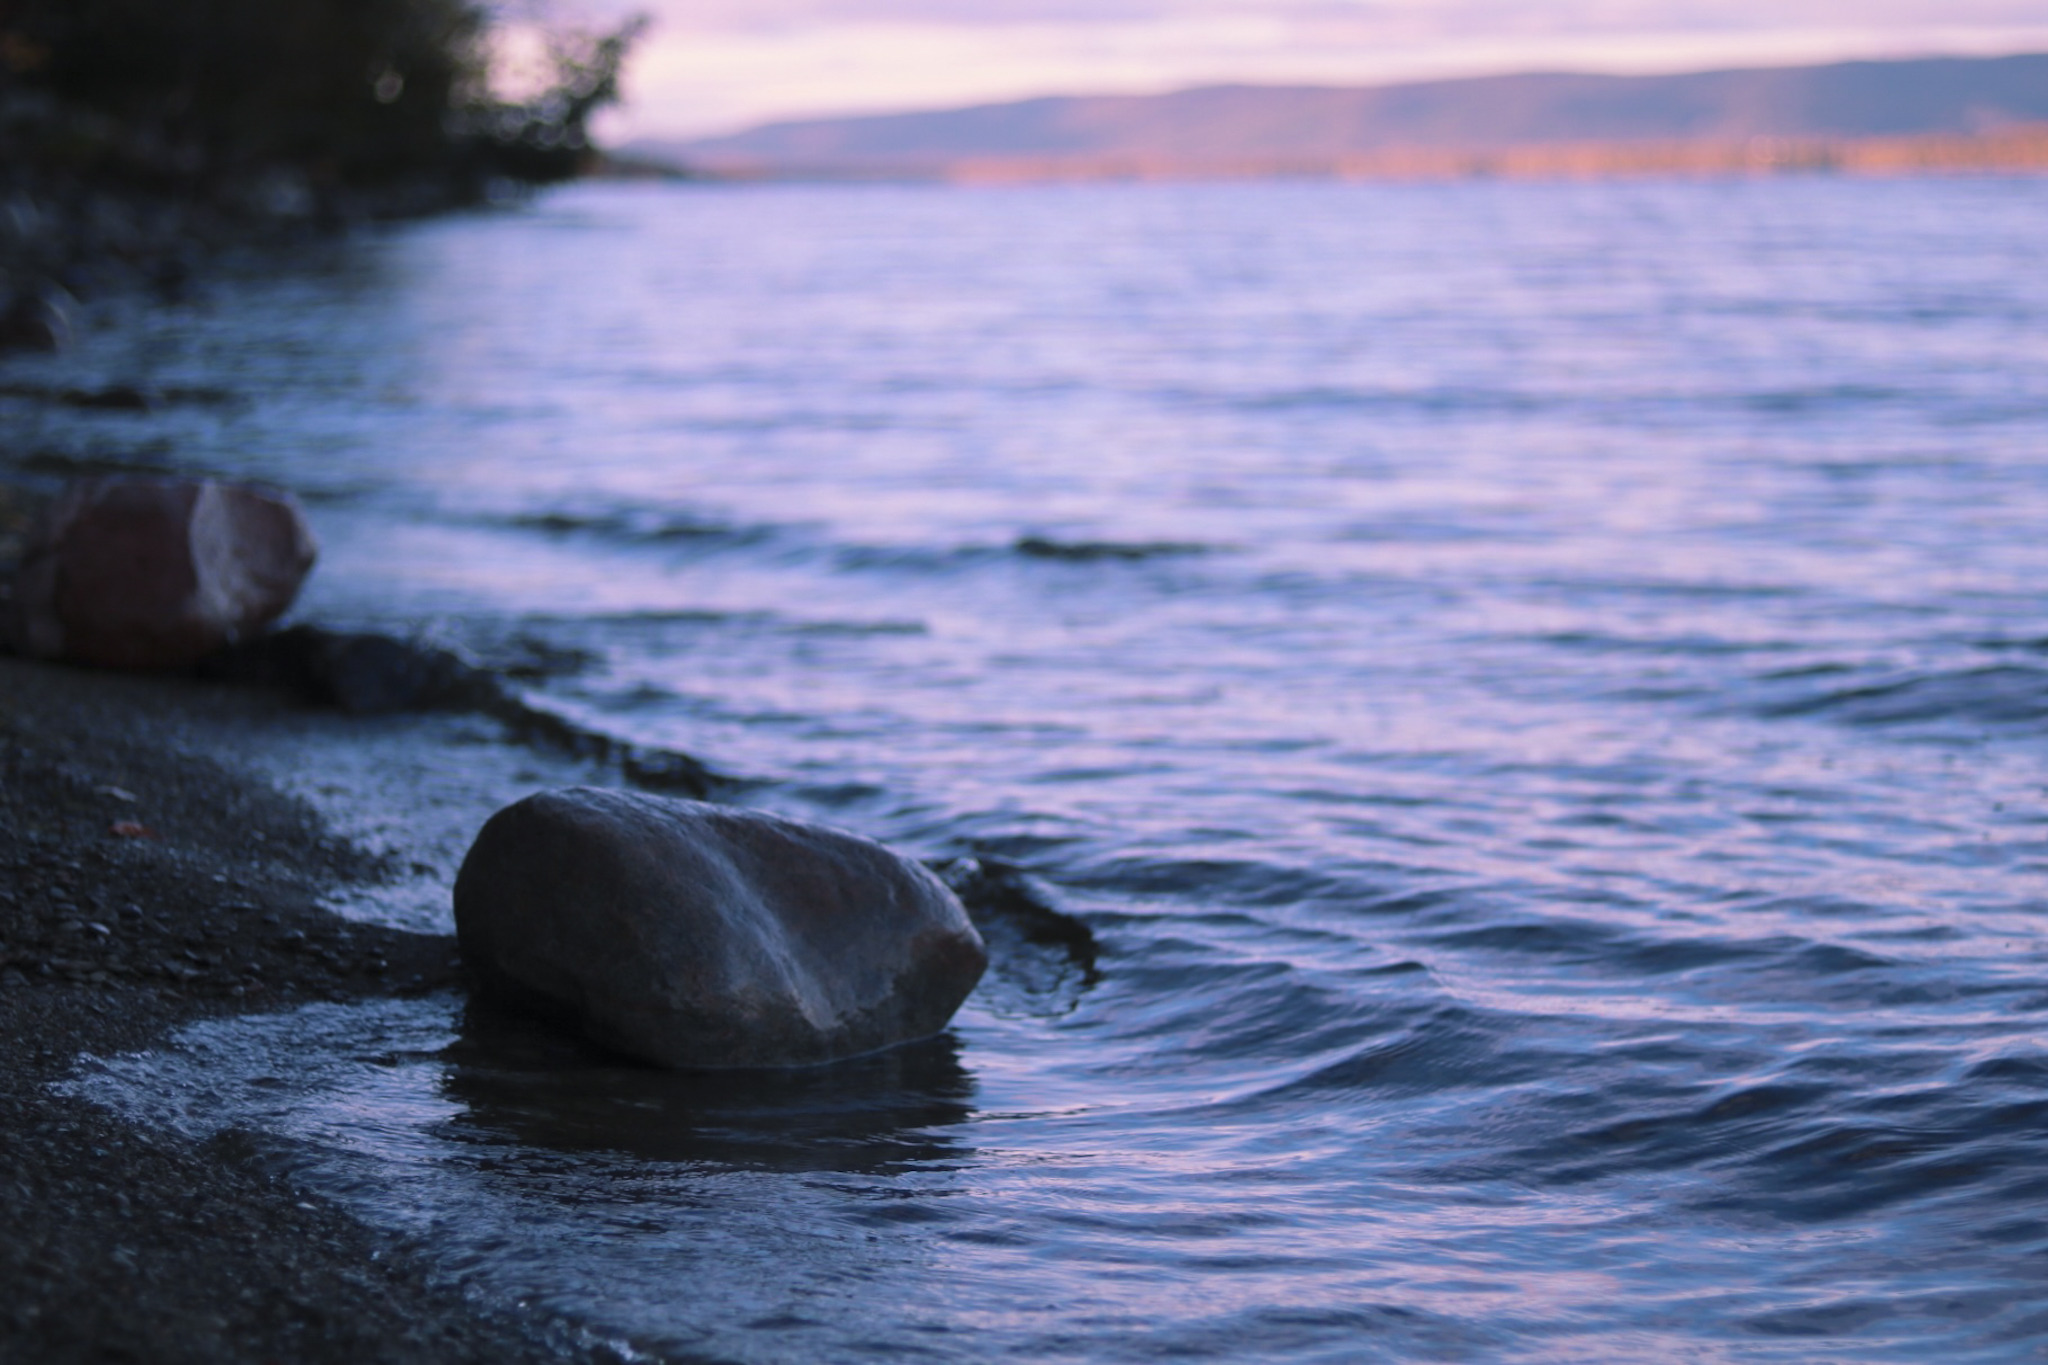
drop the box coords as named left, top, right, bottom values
left=0, top=654, right=619, bottom=1363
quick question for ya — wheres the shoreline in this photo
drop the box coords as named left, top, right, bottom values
left=662, top=124, right=2048, bottom=188
left=0, top=654, right=617, bottom=1363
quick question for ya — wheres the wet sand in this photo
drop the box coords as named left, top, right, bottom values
left=0, top=655, right=617, bottom=1363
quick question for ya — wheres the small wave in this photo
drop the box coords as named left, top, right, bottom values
left=1738, top=383, right=1911, bottom=415
left=506, top=508, right=773, bottom=548
left=828, top=536, right=1217, bottom=574
left=1201, top=384, right=1545, bottom=416
left=1750, top=663, right=2048, bottom=727
left=557, top=607, right=755, bottom=628
left=1013, top=535, right=1214, bottom=563
left=0, top=380, right=243, bottom=411
left=1697, top=1106, right=2043, bottom=1226
left=1257, top=1005, right=1520, bottom=1099
left=509, top=607, right=924, bottom=639
left=1520, top=628, right=1792, bottom=658
left=786, top=618, right=927, bottom=637
left=833, top=543, right=1001, bottom=572
left=1068, top=855, right=1352, bottom=907
left=1530, top=1082, right=1835, bottom=1187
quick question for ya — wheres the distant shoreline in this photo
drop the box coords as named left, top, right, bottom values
left=637, top=51, right=2048, bottom=188
left=631, top=124, right=2048, bottom=188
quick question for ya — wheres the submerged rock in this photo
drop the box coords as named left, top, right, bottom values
left=10, top=477, right=317, bottom=670
left=930, top=856, right=1099, bottom=1019
left=199, top=624, right=724, bottom=795
left=205, top=625, right=488, bottom=715
left=454, top=789, right=986, bottom=1069
left=58, top=383, right=158, bottom=413
left=0, top=286, right=74, bottom=352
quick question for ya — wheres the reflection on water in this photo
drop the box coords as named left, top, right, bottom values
left=29, top=174, right=2048, bottom=1360
left=442, top=1001, right=976, bottom=1170
left=67, top=997, right=987, bottom=1362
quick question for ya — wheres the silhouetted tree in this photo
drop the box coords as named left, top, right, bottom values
left=458, top=17, right=649, bottom=182
left=0, top=0, right=640, bottom=193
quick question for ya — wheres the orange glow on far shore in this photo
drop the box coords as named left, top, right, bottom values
left=655, top=124, right=2048, bottom=186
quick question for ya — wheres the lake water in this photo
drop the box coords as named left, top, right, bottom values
left=23, top=174, right=2048, bottom=1361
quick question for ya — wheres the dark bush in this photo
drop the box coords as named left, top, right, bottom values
left=0, top=0, right=639, bottom=191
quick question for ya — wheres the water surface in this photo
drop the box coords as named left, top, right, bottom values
left=26, top=174, right=2048, bottom=1361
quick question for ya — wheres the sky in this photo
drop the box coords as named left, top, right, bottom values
left=523, top=0, right=2048, bottom=141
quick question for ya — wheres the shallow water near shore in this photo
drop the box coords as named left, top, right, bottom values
left=23, top=174, right=2048, bottom=1359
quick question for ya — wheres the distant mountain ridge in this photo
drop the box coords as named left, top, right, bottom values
left=644, top=53, right=2048, bottom=175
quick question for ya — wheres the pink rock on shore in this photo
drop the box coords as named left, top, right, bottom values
left=11, top=477, right=318, bottom=670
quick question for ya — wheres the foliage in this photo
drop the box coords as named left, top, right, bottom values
left=0, top=0, right=641, bottom=191
left=457, top=17, right=648, bottom=183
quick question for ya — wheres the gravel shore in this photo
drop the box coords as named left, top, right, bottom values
left=0, top=654, right=616, bottom=1363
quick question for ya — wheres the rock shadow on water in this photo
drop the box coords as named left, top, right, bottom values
left=439, top=999, right=978, bottom=1174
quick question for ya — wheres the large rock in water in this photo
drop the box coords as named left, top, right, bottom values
left=454, top=789, right=988, bottom=1069
left=11, top=477, right=317, bottom=670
